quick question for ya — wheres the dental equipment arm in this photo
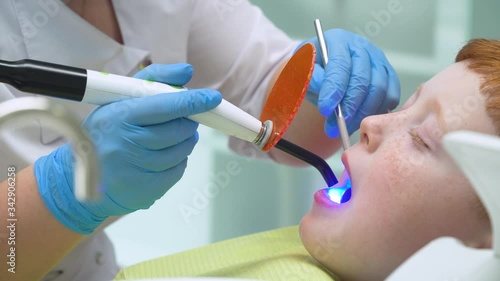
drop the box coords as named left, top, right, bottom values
left=0, top=97, right=98, bottom=200
left=0, top=97, right=94, bottom=281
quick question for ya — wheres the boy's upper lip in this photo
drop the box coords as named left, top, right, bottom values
left=341, top=151, right=351, bottom=177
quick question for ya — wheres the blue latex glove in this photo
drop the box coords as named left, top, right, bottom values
left=34, top=63, right=222, bottom=234
left=301, top=29, right=401, bottom=137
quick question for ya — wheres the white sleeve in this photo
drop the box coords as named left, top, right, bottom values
left=186, top=0, right=300, bottom=159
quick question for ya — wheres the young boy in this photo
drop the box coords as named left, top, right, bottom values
left=300, top=38, right=497, bottom=281
left=115, top=39, right=499, bottom=281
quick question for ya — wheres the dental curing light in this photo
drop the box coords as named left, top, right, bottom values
left=0, top=43, right=340, bottom=189
left=0, top=58, right=265, bottom=147
left=0, top=44, right=316, bottom=151
left=274, top=138, right=338, bottom=187
left=327, top=178, right=351, bottom=204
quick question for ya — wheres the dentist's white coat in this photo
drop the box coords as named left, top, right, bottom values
left=0, top=0, right=296, bottom=280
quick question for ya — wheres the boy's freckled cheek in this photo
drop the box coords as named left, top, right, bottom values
left=380, top=137, right=414, bottom=192
left=375, top=141, right=427, bottom=212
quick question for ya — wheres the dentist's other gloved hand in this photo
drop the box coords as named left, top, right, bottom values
left=34, top=63, right=222, bottom=234
left=301, top=29, right=400, bottom=137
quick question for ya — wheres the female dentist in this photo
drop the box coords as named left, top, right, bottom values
left=0, top=0, right=400, bottom=280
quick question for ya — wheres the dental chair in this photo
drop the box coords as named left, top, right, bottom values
left=387, top=131, right=500, bottom=281
left=0, top=96, right=99, bottom=200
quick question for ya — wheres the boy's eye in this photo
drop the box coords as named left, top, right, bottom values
left=409, top=126, right=429, bottom=149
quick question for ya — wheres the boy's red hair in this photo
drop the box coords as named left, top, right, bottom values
left=456, top=39, right=500, bottom=134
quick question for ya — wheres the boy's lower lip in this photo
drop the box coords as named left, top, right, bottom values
left=314, top=188, right=340, bottom=207
left=313, top=169, right=352, bottom=207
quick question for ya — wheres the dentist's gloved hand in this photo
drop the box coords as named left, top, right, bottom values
left=34, top=63, right=222, bottom=234
left=301, top=29, right=400, bottom=137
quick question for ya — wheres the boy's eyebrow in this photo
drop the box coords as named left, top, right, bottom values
left=416, top=84, right=423, bottom=98
left=433, top=96, right=448, bottom=133
left=420, top=83, right=448, bottom=133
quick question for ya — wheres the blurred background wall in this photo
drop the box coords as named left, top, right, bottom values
left=105, top=0, right=500, bottom=268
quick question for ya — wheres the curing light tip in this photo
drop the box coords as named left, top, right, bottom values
left=327, top=179, right=352, bottom=204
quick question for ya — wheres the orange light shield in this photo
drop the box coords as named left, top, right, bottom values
left=259, top=43, right=316, bottom=151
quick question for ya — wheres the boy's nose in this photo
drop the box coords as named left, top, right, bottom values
left=359, top=114, right=385, bottom=153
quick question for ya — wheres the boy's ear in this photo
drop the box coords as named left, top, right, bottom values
left=479, top=234, right=492, bottom=249
left=466, top=233, right=492, bottom=249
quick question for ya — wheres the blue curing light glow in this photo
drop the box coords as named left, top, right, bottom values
left=327, top=179, right=352, bottom=204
